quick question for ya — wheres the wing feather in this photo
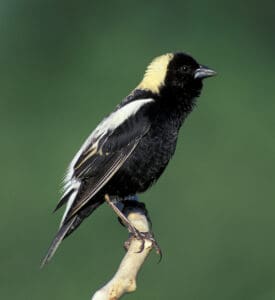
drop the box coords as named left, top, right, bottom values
left=59, top=98, right=154, bottom=224
left=63, top=140, right=140, bottom=223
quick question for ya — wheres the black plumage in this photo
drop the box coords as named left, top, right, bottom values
left=41, top=52, right=216, bottom=266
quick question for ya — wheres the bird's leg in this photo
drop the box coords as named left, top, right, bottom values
left=104, top=194, right=142, bottom=238
left=122, top=200, right=162, bottom=260
left=104, top=194, right=162, bottom=259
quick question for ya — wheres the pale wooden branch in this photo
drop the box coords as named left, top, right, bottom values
left=91, top=203, right=153, bottom=300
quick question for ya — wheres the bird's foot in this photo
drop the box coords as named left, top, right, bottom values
left=124, top=228, right=162, bottom=260
left=104, top=194, right=162, bottom=260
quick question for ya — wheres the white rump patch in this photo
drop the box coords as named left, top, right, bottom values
left=60, top=180, right=81, bottom=226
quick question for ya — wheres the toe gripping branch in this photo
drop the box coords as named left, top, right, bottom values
left=92, top=197, right=162, bottom=299
left=104, top=194, right=162, bottom=261
left=120, top=200, right=162, bottom=261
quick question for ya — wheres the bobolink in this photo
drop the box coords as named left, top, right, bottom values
left=41, top=52, right=216, bottom=266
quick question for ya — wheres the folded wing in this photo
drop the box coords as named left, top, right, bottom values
left=56, top=98, right=155, bottom=226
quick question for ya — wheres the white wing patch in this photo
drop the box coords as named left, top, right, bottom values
left=93, top=98, right=154, bottom=138
left=60, top=98, right=154, bottom=224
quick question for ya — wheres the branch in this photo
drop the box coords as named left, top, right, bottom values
left=91, top=202, right=154, bottom=300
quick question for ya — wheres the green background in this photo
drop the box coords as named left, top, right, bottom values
left=1, top=0, right=275, bottom=299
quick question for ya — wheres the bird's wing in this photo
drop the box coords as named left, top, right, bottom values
left=56, top=98, right=155, bottom=225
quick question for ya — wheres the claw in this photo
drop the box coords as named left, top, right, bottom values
left=125, top=227, right=162, bottom=261
left=104, top=195, right=162, bottom=261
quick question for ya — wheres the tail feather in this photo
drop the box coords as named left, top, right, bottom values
left=53, top=189, right=75, bottom=212
left=40, top=216, right=77, bottom=268
left=41, top=199, right=103, bottom=268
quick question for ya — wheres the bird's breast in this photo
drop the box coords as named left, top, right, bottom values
left=108, top=113, right=181, bottom=196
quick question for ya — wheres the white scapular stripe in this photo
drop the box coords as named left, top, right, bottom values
left=92, top=98, right=154, bottom=139
left=61, top=98, right=154, bottom=223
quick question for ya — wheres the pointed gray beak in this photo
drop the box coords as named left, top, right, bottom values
left=194, top=65, right=217, bottom=79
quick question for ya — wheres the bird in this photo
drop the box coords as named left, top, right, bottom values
left=41, top=52, right=216, bottom=267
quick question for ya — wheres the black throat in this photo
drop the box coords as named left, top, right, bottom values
left=158, top=81, right=202, bottom=118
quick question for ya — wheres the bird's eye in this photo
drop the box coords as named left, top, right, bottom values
left=181, top=65, right=188, bottom=72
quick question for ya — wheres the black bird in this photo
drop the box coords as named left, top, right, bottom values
left=41, top=52, right=216, bottom=266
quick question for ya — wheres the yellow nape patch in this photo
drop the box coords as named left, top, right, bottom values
left=137, top=53, right=173, bottom=94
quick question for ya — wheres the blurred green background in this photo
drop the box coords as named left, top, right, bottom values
left=1, top=0, right=275, bottom=299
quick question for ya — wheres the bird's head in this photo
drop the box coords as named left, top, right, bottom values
left=138, top=52, right=216, bottom=100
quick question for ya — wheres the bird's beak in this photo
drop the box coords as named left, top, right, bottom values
left=194, top=65, right=217, bottom=79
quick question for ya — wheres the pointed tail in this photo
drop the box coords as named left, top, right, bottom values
left=40, top=216, right=77, bottom=268
left=41, top=197, right=104, bottom=268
